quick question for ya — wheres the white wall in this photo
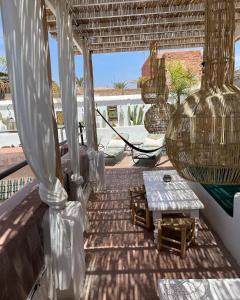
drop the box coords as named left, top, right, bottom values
left=189, top=182, right=240, bottom=265
left=0, top=94, right=178, bottom=130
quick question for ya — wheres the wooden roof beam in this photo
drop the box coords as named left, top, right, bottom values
left=83, top=24, right=205, bottom=38
left=90, top=42, right=203, bottom=54
left=73, top=0, right=240, bottom=9
left=78, top=14, right=205, bottom=31
left=73, top=3, right=204, bottom=20
left=90, top=31, right=204, bottom=44
left=71, top=0, right=199, bottom=8
left=89, top=38, right=204, bottom=50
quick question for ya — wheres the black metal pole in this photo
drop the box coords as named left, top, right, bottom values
left=79, top=122, right=84, bottom=145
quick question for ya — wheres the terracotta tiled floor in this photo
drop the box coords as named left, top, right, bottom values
left=81, top=167, right=240, bottom=300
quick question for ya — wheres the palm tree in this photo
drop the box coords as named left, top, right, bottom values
left=113, top=81, right=128, bottom=94
left=76, top=77, right=84, bottom=88
left=113, top=81, right=127, bottom=89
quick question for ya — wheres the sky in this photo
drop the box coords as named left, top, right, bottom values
left=1, top=16, right=240, bottom=87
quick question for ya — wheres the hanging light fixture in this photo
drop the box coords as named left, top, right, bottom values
left=166, top=0, right=240, bottom=184
left=144, top=55, right=171, bottom=133
left=141, top=41, right=160, bottom=104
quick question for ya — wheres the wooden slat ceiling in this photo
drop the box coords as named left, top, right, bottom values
left=47, top=0, right=240, bottom=54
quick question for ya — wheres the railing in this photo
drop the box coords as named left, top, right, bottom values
left=0, top=121, right=86, bottom=202
left=0, top=139, right=68, bottom=203
left=0, top=177, right=33, bottom=201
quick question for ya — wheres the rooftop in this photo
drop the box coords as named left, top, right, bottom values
left=46, top=0, right=240, bottom=53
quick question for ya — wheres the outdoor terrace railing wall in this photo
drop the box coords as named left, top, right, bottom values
left=0, top=177, right=32, bottom=201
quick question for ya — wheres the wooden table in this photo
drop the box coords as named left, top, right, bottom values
left=143, top=170, right=204, bottom=241
left=158, top=279, right=240, bottom=300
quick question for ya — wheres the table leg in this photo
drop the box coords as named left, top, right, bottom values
left=190, top=210, right=199, bottom=242
left=152, top=211, right=162, bottom=244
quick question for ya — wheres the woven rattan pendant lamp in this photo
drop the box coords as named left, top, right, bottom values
left=141, top=42, right=160, bottom=104
left=166, top=0, right=240, bottom=184
left=144, top=55, right=170, bottom=133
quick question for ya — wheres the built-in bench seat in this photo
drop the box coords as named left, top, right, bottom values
left=189, top=181, right=240, bottom=265
left=201, top=184, right=240, bottom=217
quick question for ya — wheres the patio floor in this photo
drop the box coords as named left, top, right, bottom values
left=81, top=166, right=240, bottom=300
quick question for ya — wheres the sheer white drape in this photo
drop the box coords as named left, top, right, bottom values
left=82, top=40, right=105, bottom=190
left=56, top=0, right=88, bottom=228
left=1, top=0, right=85, bottom=299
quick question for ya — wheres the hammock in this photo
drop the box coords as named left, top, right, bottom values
left=96, top=109, right=165, bottom=154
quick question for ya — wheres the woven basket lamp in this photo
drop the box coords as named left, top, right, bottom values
left=144, top=56, right=170, bottom=133
left=141, top=42, right=160, bottom=105
left=166, top=0, right=240, bottom=184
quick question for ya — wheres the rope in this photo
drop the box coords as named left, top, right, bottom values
left=96, top=108, right=165, bottom=154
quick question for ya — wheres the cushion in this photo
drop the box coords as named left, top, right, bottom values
left=107, top=139, right=125, bottom=148
left=202, top=184, right=240, bottom=217
left=143, top=134, right=165, bottom=148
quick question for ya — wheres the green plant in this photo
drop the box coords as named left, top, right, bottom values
left=113, top=81, right=128, bottom=92
left=76, top=76, right=84, bottom=88
left=167, top=60, right=197, bottom=106
left=128, top=105, right=144, bottom=125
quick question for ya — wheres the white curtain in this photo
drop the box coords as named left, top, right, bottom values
left=82, top=40, right=106, bottom=190
left=56, top=0, right=88, bottom=228
left=1, top=0, right=85, bottom=299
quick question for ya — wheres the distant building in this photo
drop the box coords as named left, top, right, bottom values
left=142, top=50, right=202, bottom=80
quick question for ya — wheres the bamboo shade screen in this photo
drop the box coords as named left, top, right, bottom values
left=144, top=55, right=171, bottom=133
left=166, top=0, right=240, bottom=184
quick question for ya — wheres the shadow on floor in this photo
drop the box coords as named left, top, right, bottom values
left=81, top=168, right=240, bottom=300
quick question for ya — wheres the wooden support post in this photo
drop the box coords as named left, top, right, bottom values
left=42, top=0, right=63, bottom=184
left=82, top=39, right=98, bottom=151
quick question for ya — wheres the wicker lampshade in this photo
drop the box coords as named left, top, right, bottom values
left=141, top=42, right=160, bottom=104
left=0, top=80, right=10, bottom=94
left=144, top=54, right=170, bottom=133
left=166, top=0, right=240, bottom=184
left=144, top=102, right=171, bottom=134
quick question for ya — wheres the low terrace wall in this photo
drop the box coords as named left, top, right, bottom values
left=189, top=182, right=240, bottom=265
left=0, top=180, right=47, bottom=300
left=0, top=146, right=91, bottom=300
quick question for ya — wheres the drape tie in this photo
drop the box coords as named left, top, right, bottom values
left=70, top=172, right=89, bottom=231
left=71, top=173, right=84, bottom=186
left=87, top=149, right=97, bottom=183
left=40, top=179, right=85, bottom=299
left=39, top=178, right=67, bottom=209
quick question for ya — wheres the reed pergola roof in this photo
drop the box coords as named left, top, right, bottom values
left=47, top=0, right=240, bottom=53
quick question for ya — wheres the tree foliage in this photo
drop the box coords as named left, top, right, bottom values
left=113, top=81, right=128, bottom=90
left=167, top=60, right=197, bottom=105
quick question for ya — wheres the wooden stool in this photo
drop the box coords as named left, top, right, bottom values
left=131, top=196, right=153, bottom=231
left=129, top=185, right=146, bottom=209
left=157, top=217, right=195, bottom=258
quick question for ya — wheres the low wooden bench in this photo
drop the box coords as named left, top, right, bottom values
left=158, top=279, right=240, bottom=300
